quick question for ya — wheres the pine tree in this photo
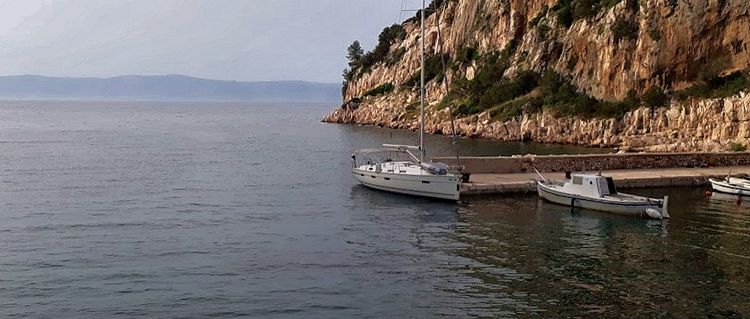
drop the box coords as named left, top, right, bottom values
left=346, top=41, right=364, bottom=68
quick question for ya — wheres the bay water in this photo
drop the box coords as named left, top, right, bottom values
left=0, top=101, right=748, bottom=318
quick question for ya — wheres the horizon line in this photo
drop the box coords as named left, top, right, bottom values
left=0, top=74, right=339, bottom=85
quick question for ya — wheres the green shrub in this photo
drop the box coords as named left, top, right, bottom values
left=518, top=51, right=529, bottom=63
left=539, top=71, right=640, bottom=119
left=341, top=68, right=353, bottom=98
left=731, top=142, right=747, bottom=152
left=403, top=72, right=420, bottom=88
left=425, top=54, right=451, bottom=83
left=642, top=86, right=668, bottom=107
left=386, top=47, right=407, bottom=66
left=611, top=18, right=639, bottom=41
left=673, top=71, right=750, bottom=100
left=403, top=101, right=420, bottom=119
left=567, top=56, right=579, bottom=71
left=573, top=0, right=597, bottom=20
left=624, top=0, right=639, bottom=11
left=450, top=73, right=535, bottom=116
left=442, top=42, right=530, bottom=116
left=554, top=0, right=574, bottom=27
left=357, top=24, right=407, bottom=73
left=451, top=70, right=541, bottom=116
left=363, top=83, right=395, bottom=97
left=552, top=0, right=626, bottom=28
left=490, top=97, right=544, bottom=122
left=599, top=0, right=623, bottom=9
left=402, top=54, right=451, bottom=87
left=710, top=72, right=749, bottom=97
left=456, top=46, right=477, bottom=65
left=537, top=22, right=551, bottom=40
left=529, top=6, right=548, bottom=27
left=446, top=68, right=641, bottom=120
left=405, top=0, right=448, bottom=23
left=649, top=29, right=662, bottom=41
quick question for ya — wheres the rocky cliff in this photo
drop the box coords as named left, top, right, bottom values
left=325, top=0, right=750, bottom=152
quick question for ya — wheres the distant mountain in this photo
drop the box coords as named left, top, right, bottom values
left=0, top=75, right=339, bottom=102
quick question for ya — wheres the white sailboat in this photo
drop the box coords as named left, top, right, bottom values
left=351, top=0, right=461, bottom=201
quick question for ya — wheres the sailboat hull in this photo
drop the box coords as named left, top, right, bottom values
left=352, top=168, right=460, bottom=201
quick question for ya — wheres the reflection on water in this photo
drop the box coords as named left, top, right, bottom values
left=450, top=189, right=750, bottom=317
left=347, top=182, right=750, bottom=317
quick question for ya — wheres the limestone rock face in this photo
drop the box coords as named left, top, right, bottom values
left=324, top=92, right=750, bottom=152
left=344, top=0, right=749, bottom=101
left=325, top=0, right=750, bottom=152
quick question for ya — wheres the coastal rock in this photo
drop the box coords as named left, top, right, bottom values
left=326, top=0, right=750, bottom=152
left=324, top=92, right=750, bottom=152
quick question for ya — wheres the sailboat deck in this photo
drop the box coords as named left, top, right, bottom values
left=462, top=166, right=750, bottom=195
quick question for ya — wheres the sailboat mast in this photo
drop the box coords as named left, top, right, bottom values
left=419, top=0, right=426, bottom=162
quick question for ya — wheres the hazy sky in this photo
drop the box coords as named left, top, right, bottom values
left=0, top=0, right=418, bottom=83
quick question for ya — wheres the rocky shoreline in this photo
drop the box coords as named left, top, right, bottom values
left=323, top=92, right=750, bottom=153
left=328, top=0, right=750, bottom=153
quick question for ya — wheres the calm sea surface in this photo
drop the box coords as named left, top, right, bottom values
left=0, top=101, right=748, bottom=318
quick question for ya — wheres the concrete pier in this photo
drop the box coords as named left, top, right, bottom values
left=461, top=166, right=750, bottom=195
left=432, top=152, right=750, bottom=196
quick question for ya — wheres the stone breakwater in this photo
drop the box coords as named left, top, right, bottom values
left=434, top=152, right=750, bottom=174
left=323, top=92, right=750, bottom=152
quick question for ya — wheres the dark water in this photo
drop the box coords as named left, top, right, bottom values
left=0, top=101, right=748, bottom=318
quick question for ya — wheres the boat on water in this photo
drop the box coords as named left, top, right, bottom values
left=536, top=172, right=670, bottom=219
left=352, top=146, right=461, bottom=200
left=350, top=0, right=462, bottom=201
left=709, top=176, right=750, bottom=196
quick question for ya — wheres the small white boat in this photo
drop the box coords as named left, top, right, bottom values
left=709, top=176, right=750, bottom=196
left=352, top=145, right=461, bottom=201
left=536, top=172, right=670, bottom=219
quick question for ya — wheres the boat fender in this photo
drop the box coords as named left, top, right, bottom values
left=645, top=208, right=663, bottom=220
left=737, top=196, right=743, bottom=206
left=705, top=191, right=712, bottom=197
left=661, top=196, right=670, bottom=219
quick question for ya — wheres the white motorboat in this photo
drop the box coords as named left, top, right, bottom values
left=350, top=0, right=462, bottom=201
left=536, top=172, right=670, bottom=219
left=709, top=176, right=750, bottom=196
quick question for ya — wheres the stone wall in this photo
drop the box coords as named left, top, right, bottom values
left=434, top=152, right=750, bottom=174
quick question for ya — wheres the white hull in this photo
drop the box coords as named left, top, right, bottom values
left=537, top=182, right=665, bottom=217
left=352, top=168, right=460, bottom=200
left=710, top=178, right=750, bottom=196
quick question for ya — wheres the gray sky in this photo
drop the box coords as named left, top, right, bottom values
left=0, top=0, right=417, bottom=83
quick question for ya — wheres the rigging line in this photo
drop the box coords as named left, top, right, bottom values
left=399, top=0, right=407, bottom=22
left=435, top=5, right=461, bottom=162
